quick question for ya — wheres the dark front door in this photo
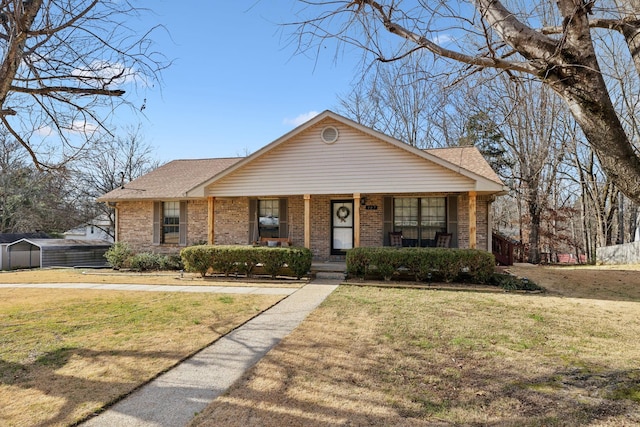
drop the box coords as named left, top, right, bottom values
left=331, top=200, right=354, bottom=255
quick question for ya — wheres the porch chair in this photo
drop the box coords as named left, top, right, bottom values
left=435, top=232, right=452, bottom=248
left=389, top=231, right=403, bottom=248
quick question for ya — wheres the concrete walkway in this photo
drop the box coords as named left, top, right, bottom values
left=78, top=278, right=340, bottom=427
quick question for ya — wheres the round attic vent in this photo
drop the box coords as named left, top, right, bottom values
left=321, top=126, right=339, bottom=144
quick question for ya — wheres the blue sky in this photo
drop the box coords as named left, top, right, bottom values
left=125, top=1, right=360, bottom=162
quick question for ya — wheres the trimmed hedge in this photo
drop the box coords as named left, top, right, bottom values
left=346, top=247, right=495, bottom=283
left=180, top=245, right=313, bottom=279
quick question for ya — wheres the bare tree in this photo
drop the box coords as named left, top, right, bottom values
left=292, top=0, right=640, bottom=203
left=338, top=54, right=450, bottom=147
left=0, top=0, right=166, bottom=170
left=0, top=131, right=78, bottom=233
left=464, top=76, right=570, bottom=263
left=71, top=125, right=161, bottom=240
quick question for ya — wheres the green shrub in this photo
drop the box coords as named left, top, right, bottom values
left=259, top=247, right=288, bottom=278
left=162, top=254, right=184, bottom=271
left=490, top=274, right=544, bottom=291
left=128, top=252, right=166, bottom=271
left=286, top=247, right=313, bottom=279
left=211, top=246, right=238, bottom=277
left=346, top=247, right=371, bottom=279
left=368, top=247, right=404, bottom=281
left=402, top=248, right=438, bottom=281
left=459, top=249, right=496, bottom=283
left=433, top=248, right=463, bottom=282
left=181, top=245, right=216, bottom=277
left=346, top=247, right=495, bottom=284
left=236, top=249, right=259, bottom=277
left=181, top=245, right=312, bottom=279
left=104, top=242, right=133, bottom=270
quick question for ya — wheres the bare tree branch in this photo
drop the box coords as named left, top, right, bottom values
left=291, top=0, right=640, bottom=204
left=0, top=0, right=167, bottom=170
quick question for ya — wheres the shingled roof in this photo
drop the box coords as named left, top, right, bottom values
left=424, top=146, right=503, bottom=186
left=98, top=146, right=502, bottom=202
left=98, top=110, right=505, bottom=202
left=98, top=157, right=243, bottom=201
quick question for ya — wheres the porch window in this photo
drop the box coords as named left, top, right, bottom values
left=258, top=199, right=279, bottom=238
left=162, top=201, right=180, bottom=244
left=394, top=197, right=447, bottom=246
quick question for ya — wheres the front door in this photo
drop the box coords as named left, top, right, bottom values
left=331, top=200, right=354, bottom=255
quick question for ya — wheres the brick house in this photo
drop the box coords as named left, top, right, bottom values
left=98, top=111, right=507, bottom=261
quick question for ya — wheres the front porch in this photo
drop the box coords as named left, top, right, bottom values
left=206, top=191, right=490, bottom=262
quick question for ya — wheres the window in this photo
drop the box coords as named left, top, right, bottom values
left=258, top=199, right=279, bottom=238
left=249, top=198, right=288, bottom=243
left=394, top=198, right=419, bottom=240
left=394, top=197, right=447, bottom=246
left=153, top=201, right=186, bottom=245
left=162, top=201, right=180, bottom=244
left=421, top=197, right=446, bottom=241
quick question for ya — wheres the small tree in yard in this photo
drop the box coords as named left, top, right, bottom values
left=104, top=242, right=133, bottom=270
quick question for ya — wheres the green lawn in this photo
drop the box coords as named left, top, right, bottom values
left=190, top=285, right=640, bottom=426
left=0, top=287, right=284, bottom=427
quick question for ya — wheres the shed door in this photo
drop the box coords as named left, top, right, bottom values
left=331, top=200, right=353, bottom=255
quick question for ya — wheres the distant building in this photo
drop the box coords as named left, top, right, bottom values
left=64, top=214, right=114, bottom=243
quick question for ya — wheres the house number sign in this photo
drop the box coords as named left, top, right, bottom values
left=365, top=205, right=378, bottom=210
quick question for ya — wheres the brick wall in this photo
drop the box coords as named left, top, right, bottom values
left=214, top=198, right=249, bottom=245
left=116, top=200, right=208, bottom=255
left=359, top=194, right=384, bottom=248
left=458, top=195, right=469, bottom=249
left=309, top=195, right=332, bottom=260
left=117, top=201, right=154, bottom=252
left=187, top=200, right=208, bottom=245
left=477, top=196, right=489, bottom=250
left=289, top=196, right=304, bottom=247
left=456, top=194, right=491, bottom=251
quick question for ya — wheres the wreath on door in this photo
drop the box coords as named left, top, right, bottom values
left=337, top=206, right=350, bottom=222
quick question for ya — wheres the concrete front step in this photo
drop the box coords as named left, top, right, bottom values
left=314, top=271, right=346, bottom=280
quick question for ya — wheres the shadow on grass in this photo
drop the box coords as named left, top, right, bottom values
left=0, top=346, right=185, bottom=427
left=190, top=338, right=640, bottom=427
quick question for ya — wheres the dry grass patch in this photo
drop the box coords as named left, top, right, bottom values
left=191, top=286, right=640, bottom=426
left=508, top=263, right=640, bottom=301
left=0, top=268, right=305, bottom=288
left=0, top=288, right=284, bottom=426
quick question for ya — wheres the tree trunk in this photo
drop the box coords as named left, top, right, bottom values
left=479, top=0, right=640, bottom=203
left=526, top=182, right=542, bottom=264
left=528, top=204, right=541, bottom=264
left=555, top=77, right=640, bottom=203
